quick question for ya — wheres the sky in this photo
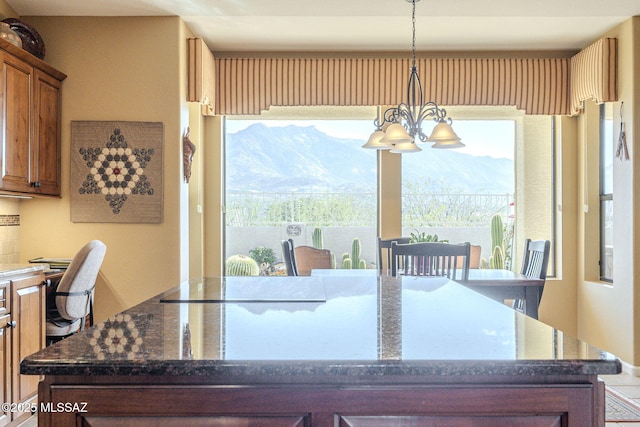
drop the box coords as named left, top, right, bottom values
left=226, top=119, right=515, bottom=160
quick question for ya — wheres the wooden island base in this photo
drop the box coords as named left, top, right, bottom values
left=38, top=373, right=604, bottom=426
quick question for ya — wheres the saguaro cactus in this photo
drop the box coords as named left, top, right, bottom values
left=484, top=213, right=508, bottom=270
left=490, top=214, right=504, bottom=251
left=489, top=246, right=505, bottom=269
left=312, top=227, right=323, bottom=249
left=340, top=238, right=366, bottom=269
left=351, top=238, right=361, bottom=269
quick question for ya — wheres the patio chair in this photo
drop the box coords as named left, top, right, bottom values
left=294, top=246, right=331, bottom=276
left=513, top=239, right=550, bottom=312
left=391, top=241, right=471, bottom=281
left=281, top=239, right=298, bottom=276
left=377, top=237, right=411, bottom=275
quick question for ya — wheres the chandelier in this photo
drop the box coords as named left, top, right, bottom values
left=363, top=0, right=464, bottom=153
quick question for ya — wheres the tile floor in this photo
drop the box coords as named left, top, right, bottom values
left=602, top=372, right=640, bottom=427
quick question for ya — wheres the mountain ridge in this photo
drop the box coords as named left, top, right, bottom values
left=226, top=123, right=514, bottom=194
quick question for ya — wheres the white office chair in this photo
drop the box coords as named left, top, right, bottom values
left=46, top=240, right=107, bottom=345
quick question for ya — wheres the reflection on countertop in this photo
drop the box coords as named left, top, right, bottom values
left=21, top=275, right=620, bottom=380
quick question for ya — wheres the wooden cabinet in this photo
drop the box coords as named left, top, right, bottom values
left=32, top=70, right=63, bottom=195
left=0, top=313, right=11, bottom=426
left=11, top=274, right=45, bottom=423
left=0, top=39, right=65, bottom=196
left=0, top=273, right=46, bottom=427
left=40, top=380, right=603, bottom=427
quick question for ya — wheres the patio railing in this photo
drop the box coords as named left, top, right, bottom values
left=226, top=192, right=512, bottom=227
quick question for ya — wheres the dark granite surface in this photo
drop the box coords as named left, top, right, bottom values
left=21, top=274, right=621, bottom=380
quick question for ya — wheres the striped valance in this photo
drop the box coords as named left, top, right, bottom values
left=570, top=38, right=617, bottom=115
left=189, top=38, right=616, bottom=116
left=214, top=57, right=571, bottom=116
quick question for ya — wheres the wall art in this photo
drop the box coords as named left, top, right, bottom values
left=70, top=121, right=164, bottom=223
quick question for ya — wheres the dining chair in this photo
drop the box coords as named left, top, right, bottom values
left=377, top=237, right=411, bottom=275
left=46, top=240, right=107, bottom=345
left=391, top=241, right=471, bottom=281
left=455, top=244, right=482, bottom=270
left=513, top=239, right=551, bottom=312
left=293, top=246, right=331, bottom=276
left=280, top=239, right=298, bottom=276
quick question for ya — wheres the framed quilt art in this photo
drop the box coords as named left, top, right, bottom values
left=70, top=121, right=164, bottom=223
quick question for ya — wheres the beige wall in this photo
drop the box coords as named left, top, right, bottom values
left=16, top=16, right=193, bottom=322
left=573, top=17, right=639, bottom=368
left=0, top=2, right=16, bottom=20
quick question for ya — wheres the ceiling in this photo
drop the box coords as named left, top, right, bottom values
left=6, top=0, right=640, bottom=53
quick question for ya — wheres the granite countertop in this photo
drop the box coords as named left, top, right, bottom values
left=0, top=263, right=48, bottom=279
left=21, top=274, right=621, bottom=381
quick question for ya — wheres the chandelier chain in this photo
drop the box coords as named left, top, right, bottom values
left=411, top=0, right=417, bottom=68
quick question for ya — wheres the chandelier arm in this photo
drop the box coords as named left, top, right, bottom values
left=376, top=106, right=402, bottom=128
left=416, top=102, right=449, bottom=123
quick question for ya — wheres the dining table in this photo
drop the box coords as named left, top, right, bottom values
left=311, top=267, right=545, bottom=319
left=462, top=268, right=545, bottom=319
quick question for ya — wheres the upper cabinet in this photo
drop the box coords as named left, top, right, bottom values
left=0, top=38, right=66, bottom=196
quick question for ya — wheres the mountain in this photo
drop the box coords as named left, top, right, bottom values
left=226, top=123, right=513, bottom=194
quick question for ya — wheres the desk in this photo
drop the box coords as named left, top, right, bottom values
left=463, top=269, right=545, bottom=320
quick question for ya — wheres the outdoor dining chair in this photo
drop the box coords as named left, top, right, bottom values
left=293, top=246, right=331, bottom=276
left=280, top=239, right=298, bottom=276
left=391, top=241, right=471, bottom=281
left=513, top=239, right=550, bottom=312
left=377, top=237, right=411, bottom=275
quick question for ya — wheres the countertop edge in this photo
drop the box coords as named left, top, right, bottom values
left=0, top=263, right=48, bottom=279
left=21, top=358, right=622, bottom=378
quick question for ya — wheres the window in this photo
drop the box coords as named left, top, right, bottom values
left=600, top=103, right=613, bottom=282
left=224, top=118, right=377, bottom=274
left=222, top=107, right=556, bottom=277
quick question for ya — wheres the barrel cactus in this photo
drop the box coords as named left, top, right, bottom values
left=225, top=254, right=259, bottom=276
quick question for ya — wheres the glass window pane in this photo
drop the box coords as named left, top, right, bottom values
left=401, top=120, right=515, bottom=266
left=225, top=119, right=377, bottom=274
left=600, top=199, right=613, bottom=280
left=601, top=103, right=614, bottom=194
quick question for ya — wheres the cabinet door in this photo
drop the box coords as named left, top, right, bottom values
left=11, top=274, right=45, bottom=420
left=0, top=314, right=10, bottom=427
left=0, top=51, right=33, bottom=193
left=33, top=69, right=62, bottom=195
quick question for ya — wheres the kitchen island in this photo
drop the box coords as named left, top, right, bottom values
left=22, top=274, right=620, bottom=426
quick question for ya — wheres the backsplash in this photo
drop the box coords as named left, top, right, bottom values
left=0, top=200, right=20, bottom=263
